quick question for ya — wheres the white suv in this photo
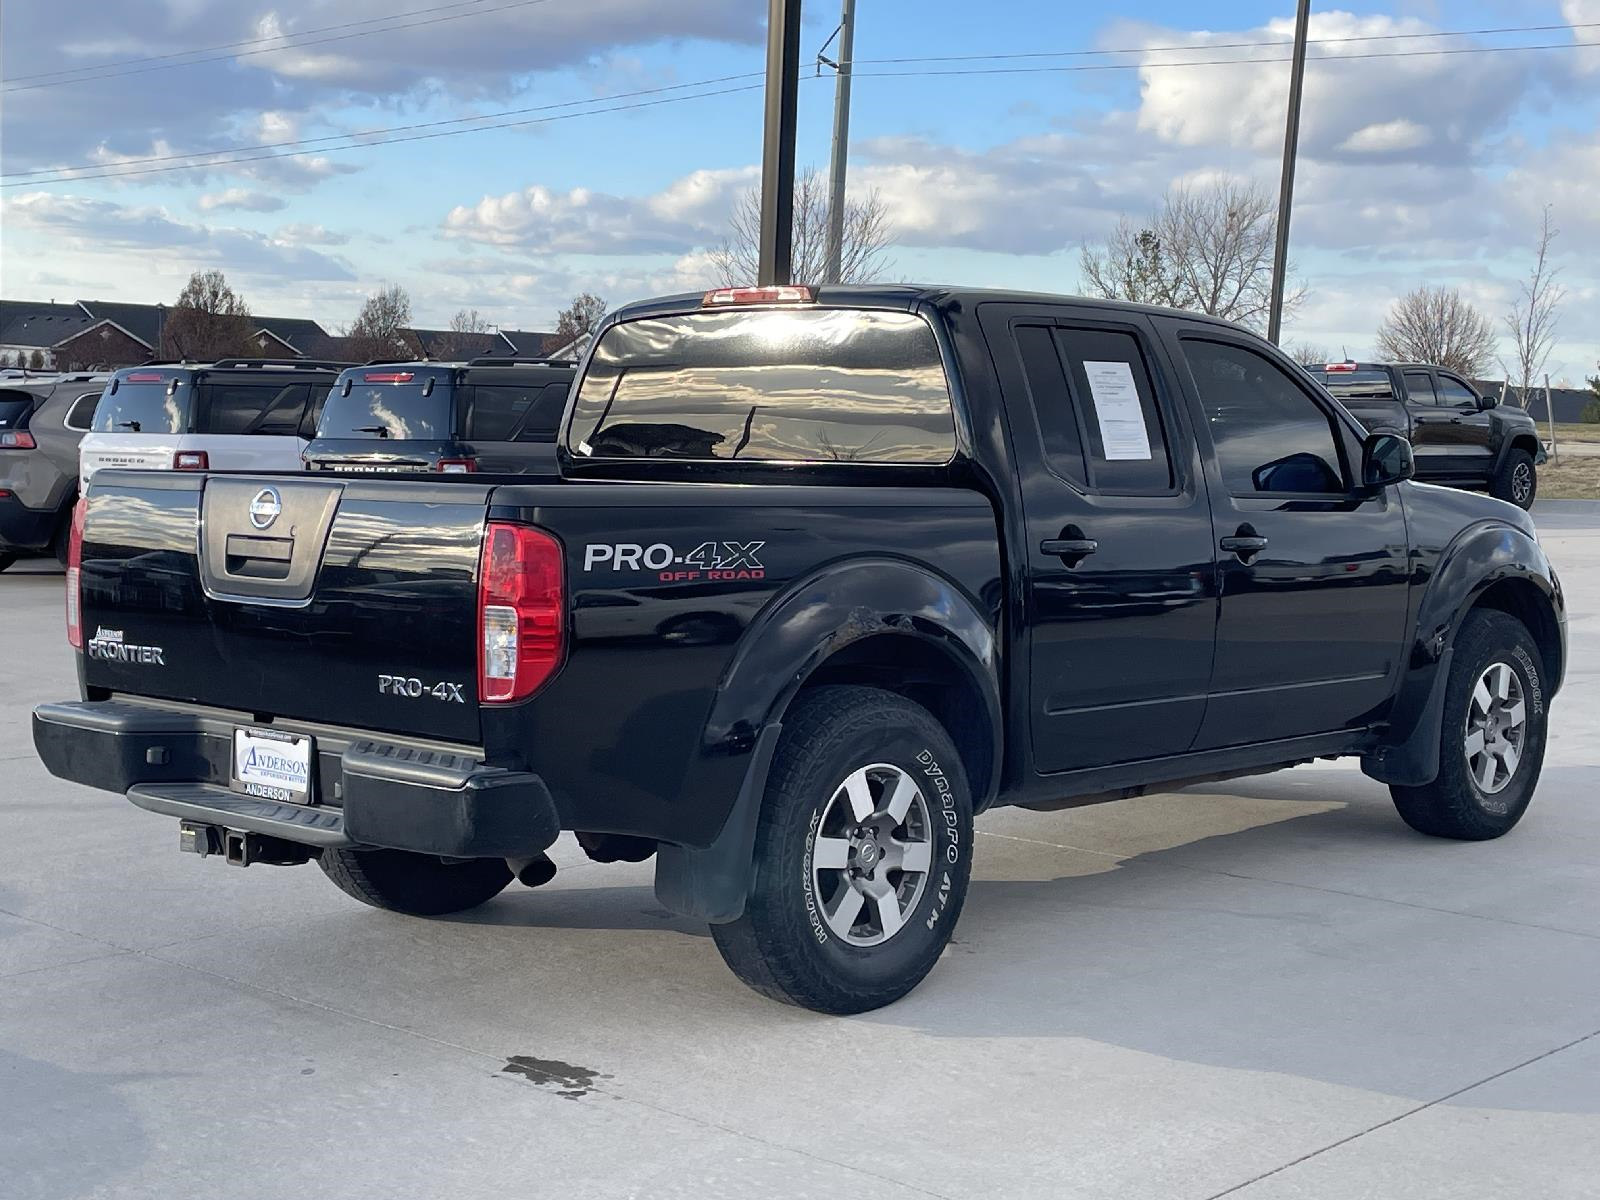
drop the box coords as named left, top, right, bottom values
left=80, top=359, right=345, bottom=483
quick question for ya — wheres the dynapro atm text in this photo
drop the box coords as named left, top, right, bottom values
left=583, top=541, right=766, bottom=582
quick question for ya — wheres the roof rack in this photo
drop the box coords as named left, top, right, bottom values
left=465, top=355, right=576, bottom=367
left=208, top=357, right=350, bottom=370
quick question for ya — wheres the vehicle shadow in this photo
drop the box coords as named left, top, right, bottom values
left=439, top=774, right=1600, bottom=1112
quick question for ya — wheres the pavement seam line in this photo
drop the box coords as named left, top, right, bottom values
left=1199, top=1025, right=1600, bottom=1200
left=0, top=948, right=130, bottom=982
left=134, top=946, right=959, bottom=1200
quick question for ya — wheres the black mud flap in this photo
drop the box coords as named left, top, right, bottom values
left=653, top=723, right=781, bottom=924
left=1361, top=648, right=1453, bottom=787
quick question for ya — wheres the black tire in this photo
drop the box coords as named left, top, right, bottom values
left=0, top=553, right=16, bottom=574
left=1491, top=448, right=1536, bottom=510
left=51, top=515, right=72, bottom=567
left=711, top=685, right=973, bottom=1014
left=1390, top=609, right=1548, bottom=840
left=318, top=847, right=512, bottom=916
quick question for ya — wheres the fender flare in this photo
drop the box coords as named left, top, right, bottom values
left=654, top=557, right=1002, bottom=923
left=1362, top=520, right=1557, bottom=786
left=1490, top=429, right=1542, bottom=479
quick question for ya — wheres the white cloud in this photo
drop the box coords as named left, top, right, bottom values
left=1565, top=0, right=1600, bottom=73
left=3, top=192, right=355, bottom=282
left=1338, top=119, right=1430, bottom=155
left=198, top=189, right=288, bottom=213
left=274, top=223, right=350, bottom=247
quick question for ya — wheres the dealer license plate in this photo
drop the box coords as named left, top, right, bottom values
left=231, top=728, right=313, bottom=804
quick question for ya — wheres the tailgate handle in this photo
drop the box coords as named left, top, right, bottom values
left=225, top=534, right=294, bottom=579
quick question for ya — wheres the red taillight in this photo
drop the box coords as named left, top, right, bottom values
left=1324, top=362, right=1358, bottom=373
left=0, top=431, right=36, bottom=449
left=173, top=450, right=209, bottom=470
left=702, top=285, right=815, bottom=307
left=478, top=522, right=564, bottom=704
left=66, top=499, right=86, bottom=649
left=125, top=372, right=164, bottom=383
left=363, top=371, right=415, bottom=383
left=438, top=458, right=477, bottom=474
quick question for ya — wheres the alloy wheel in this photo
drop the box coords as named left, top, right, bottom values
left=1464, top=661, right=1527, bottom=795
left=809, top=763, right=933, bottom=946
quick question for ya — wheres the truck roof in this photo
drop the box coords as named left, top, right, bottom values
left=611, top=284, right=1253, bottom=332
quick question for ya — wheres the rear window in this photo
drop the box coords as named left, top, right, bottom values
left=0, top=391, right=34, bottom=430
left=568, top=308, right=955, bottom=463
left=1318, top=368, right=1395, bottom=401
left=92, top=380, right=190, bottom=434
left=317, top=381, right=453, bottom=440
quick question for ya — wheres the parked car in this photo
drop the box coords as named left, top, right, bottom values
left=79, top=358, right=347, bottom=483
left=0, top=372, right=109, bottom=570
left=1315, top=361, right=1545, bottom=508
left=35, top=286, right=1565, bottom=1014
left=304, top=356, right=573, bottom=474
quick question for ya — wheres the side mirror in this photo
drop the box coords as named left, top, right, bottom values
left=1479, top=390, right=1499, bottom=409
left=1362, top=432, right=1414, bottom=489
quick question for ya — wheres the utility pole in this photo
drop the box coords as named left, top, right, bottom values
left=1267, top=0, right=1311, bottom=346
left=822, top=0, right=856, bottom=284
left=757, top=0, right=804, bottom=286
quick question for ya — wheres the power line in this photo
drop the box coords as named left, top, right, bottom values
left=6, top=33, right=1593, bottom=188
left=852, top=20, right=1600, bottom=67
left=1, top=71, right=767, bottom=179
left=0, top=81, right=769, bottom=188
left=2, top=0, right=497, bottom=83
left=0, top=0, right=557, bottom=94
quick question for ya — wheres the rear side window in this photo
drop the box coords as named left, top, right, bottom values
left=317, top=381, right=453, bottom=440
left=1183, top=339, right=1347, bottom=495
left=93, top=380, right=189, bottom=434
left=1017, top=324, right=1174, bottom=494
left=199, top=382, right=311, bottom=436
left=65, top=392, right=102, bottom=431
left=1319, top=369, right=1395, bottom=401
left=0, top=391, right=34, bottom=430
left=464, top=382, right=569, bottom=441
left=568, top=309, right=955, bottom=463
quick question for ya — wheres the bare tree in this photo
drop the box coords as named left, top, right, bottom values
left=1373, top=286, right=1497, bottom=377
left=432, top=308, right=492, bottom=359
left=1286, top=341, right=1333, bottom=367
left=552, top=293, right=608, bottom=353
left=159, top=270, right=255, bottom=361
left=1502, top=206, right=1565, bottom=408
left=343, top=284, right=415, bottom=362
left=1079, top=180, right=1302, bottom=333
left=708, top=167, right=894, bottom=286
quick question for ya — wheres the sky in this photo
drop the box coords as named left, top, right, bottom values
left=1, top=0, right=1597, bottom=379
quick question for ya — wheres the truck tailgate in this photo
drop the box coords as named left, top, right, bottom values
left=80, top=471, right=489, bottom=744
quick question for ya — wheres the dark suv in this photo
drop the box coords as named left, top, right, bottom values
left=0, top=371, right=109, bottom=570
left=1316, top=362, right=1545, bottom=508
left=304, top=357, right=573, bottom=474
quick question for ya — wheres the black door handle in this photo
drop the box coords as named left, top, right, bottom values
left=1041, top=537, right=1097, bottom=562
left=1220, top=533, right=1269, bottom=560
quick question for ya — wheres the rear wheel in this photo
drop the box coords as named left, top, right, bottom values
left=318, top=847, right=512, bottom=916
left=0, top=553, right=15, bottom=574
left=1390, top=610, right=1548, bottom=840
left=1491, top=449, right=1536, bottom=509
left=711, top=685, right=973, bottom=1014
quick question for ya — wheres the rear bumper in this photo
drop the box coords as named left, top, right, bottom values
left=32, top=698, right=560, bottom=858
left=0, top=491, right=61, bottom=551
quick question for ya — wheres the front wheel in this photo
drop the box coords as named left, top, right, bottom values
left=1491, top=449, right=1536, bottom=510
left=1390, top=610, right=1548, bottom=840
left=318, top=847, right=512, bottom=915
left=711, top=685, right=973, bottom=1014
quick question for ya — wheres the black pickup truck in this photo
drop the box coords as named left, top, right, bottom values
left=1315, top=361, right=1545, bottom=508
left=34, top=286, right=1566, bottom=1014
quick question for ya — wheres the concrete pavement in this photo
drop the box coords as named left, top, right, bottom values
left=2, top=505, right=1597, bottom=1200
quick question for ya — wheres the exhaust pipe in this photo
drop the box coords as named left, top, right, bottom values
left=508, top=853, right=557, bottom=888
